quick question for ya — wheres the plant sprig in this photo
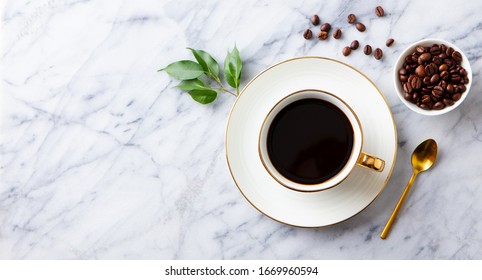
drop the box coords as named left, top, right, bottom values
left=159, top=46, right=243, bottom=104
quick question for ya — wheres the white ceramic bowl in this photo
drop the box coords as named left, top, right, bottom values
left=393, top=38, right=472, bottom=116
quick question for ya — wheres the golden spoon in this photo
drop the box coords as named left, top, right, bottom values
left=380, top=139, right=438, bottom=239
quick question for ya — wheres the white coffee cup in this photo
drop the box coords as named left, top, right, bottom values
left=259, top=89, right=384, bottom=192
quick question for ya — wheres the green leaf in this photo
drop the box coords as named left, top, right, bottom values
left=176, top=79, right=207, bottom=91
left=224, top=50, right=234, bottom=87
left=176, top=79, right=218, bottom=104
left=188, top=48, right=220, bottom=77
left=188, top=89, right=217, bottom=104
left=224, top=50, right=236, bottom=88
left=224, top=46, right=243, bottom=89
left=159, top=60, right=204, bottom=80
left=231, top=46, right=242, bottom=80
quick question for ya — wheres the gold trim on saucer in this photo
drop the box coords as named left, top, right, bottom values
left=225, top=56, right=398, bottom=228
left=257, top=89, right=364, bottom=193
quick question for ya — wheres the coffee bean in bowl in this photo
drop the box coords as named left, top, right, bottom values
left=393, top=39, right=472, bottom=116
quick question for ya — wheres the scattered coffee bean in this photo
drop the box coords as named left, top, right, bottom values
left=317, top=31, right=328, bottom=40
left=399, top=43, right=469, bottom=110
left=350, top=40, right=359, bottom=50
left=302, top=11, right=394, bottom=62
left=342, top=46, right=352, bottom=56
left=375, top=6, right=385, bottom=17
left=363, top=45, right=372, bottom=55
left=355, top=22, right=366, bottom=32
left=348, top=14, right=356, bottom=24
left=303, top=29, right=313, bottom=40
left=320, top=23, right=331, bottom=32
left=386, top=38, right=395, bottom=47
left=374, top=48, right=383, bottom=60
left=311, top=15, right=320, bottom=26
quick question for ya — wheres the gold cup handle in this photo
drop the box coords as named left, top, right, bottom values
left=357, top=152, right=385, bottom=172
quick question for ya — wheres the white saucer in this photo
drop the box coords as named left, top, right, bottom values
left=226, top=57, right=397, bottom=227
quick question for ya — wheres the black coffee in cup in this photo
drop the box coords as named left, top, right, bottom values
left=267, top=98, right=354, bottom=185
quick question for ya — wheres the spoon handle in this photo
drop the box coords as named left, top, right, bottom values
left=380, top=172, right=418, bottom=239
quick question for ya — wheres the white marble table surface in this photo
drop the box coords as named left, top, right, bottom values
left=1, top=0, right=481, bottom=259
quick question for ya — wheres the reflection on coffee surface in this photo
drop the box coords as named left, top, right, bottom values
left=267, top=98, right=354, bottom=185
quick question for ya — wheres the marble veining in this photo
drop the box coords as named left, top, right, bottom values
left=1, top=0, right=482, bottom=259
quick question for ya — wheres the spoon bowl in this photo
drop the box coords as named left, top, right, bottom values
left=412, top=139, right=437, bottom=173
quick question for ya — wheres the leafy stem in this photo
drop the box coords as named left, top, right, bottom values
left=208, top=72, right=237, bottom=96
left=159, top=45, right=242, bottom=104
